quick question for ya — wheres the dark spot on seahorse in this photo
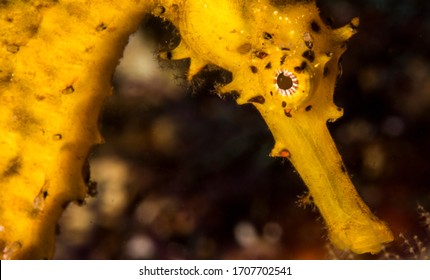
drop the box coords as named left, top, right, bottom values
left=311, top=21, right=321, bottom=33
left=76, top=199, right=85, bottom=206
left=280, top=54, right=287, bottom=65
left=282, top=101, right=287, bottom=108
left=248, top=95, right=265, bottom=104
left=62, top=85, right=74, bottom=94
left=265, top=62, right=272, bottom=69
left=281, top=47, right=290, bottom=51
left=337, top=107, right=343, bottom=112
left=2, top=156, right=22, bottom=178
left=270, top=91, right=273, bottom=96
left=53, top=134, right=62, bottom=141
left=254, top=50, right=268, bottom=59
left=263, top=32, right=273, bottom=40
left=284, top=109, right=292, bottom=118
left=43, top=190, right=48, bottom=199
left=250, top=66, right=258, bottom=73
left=96, top=22, right=107, bottom=31
left=302, top=50, right=315, bottom=62
left=294, top=61, right=307, bottom=73
left=166, top=51, right=173, bottom=60
left=237, top=43, right=252, bottom=54
left=323, top=66, right=329, bottom=77
left=279, top=149, right=291, bottom=158
left=305, top=105, right=312, bottom=111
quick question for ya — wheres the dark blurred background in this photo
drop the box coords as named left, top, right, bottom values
left=55, top=0, right=430, bottom=259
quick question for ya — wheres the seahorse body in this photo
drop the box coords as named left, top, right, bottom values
left=157, top=0, right=393, bottom=254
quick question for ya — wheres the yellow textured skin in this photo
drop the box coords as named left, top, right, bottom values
left=0, top=0, right=392, bottom=259
left=0, top=0, right=157, bottom=259
left=160, top=0, right=393, bottom=254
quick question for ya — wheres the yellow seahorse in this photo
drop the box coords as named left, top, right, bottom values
left=0, top=0, right=392, bottom=259
left=157, top=0, right=393, bottom=254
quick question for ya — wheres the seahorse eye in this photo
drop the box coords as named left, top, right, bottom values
left=277, top=73, right=293, bottom=90
left=275, top=70, right=298, bottom=96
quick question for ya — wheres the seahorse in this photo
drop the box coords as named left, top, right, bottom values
left=0, top=0, right=392, bottom=259
left=155, top=0, right=393, bottom=254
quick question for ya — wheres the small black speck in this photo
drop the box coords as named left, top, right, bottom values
left=263, top=32, right=273, bottom=40
left=281, top=47, right=290, bottom=51
left=294, top=61, right=307, bottom=73
left=42, top=191, right=48, bottom=199
left=302, top=50, right=315, bottom=62
left=250, top=66, right=258, bottom=73
left=248, top=95, right=265, bottom=104
left=305, top=105, right=312, bottom=111
left=284, top=110, right=292, bottom=118
left=311, top=21, right=321, bottom=33
left=270, top=91, right=273, bottom=96
left=280, top=54, right=287, bottom=65
left=282, top=101, right=287, bottom=108
left=166, top=51, right=173, bottom=60
left=265, top=62, right=272, bottom=69
left=96, top=22, right=107, bottom=31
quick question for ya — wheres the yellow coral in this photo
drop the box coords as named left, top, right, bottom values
left=0, top=0, right=157, bottom=259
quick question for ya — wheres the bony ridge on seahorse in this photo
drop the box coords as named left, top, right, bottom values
left=154, top=0, right=393, bottom=254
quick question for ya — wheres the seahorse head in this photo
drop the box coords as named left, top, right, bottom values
left=161, top=0, right=357, bottom=118
left=219, top=1, right=358, bottom=120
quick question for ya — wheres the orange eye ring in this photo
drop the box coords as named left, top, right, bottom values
left=274, top=69, right=299, bottom=96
